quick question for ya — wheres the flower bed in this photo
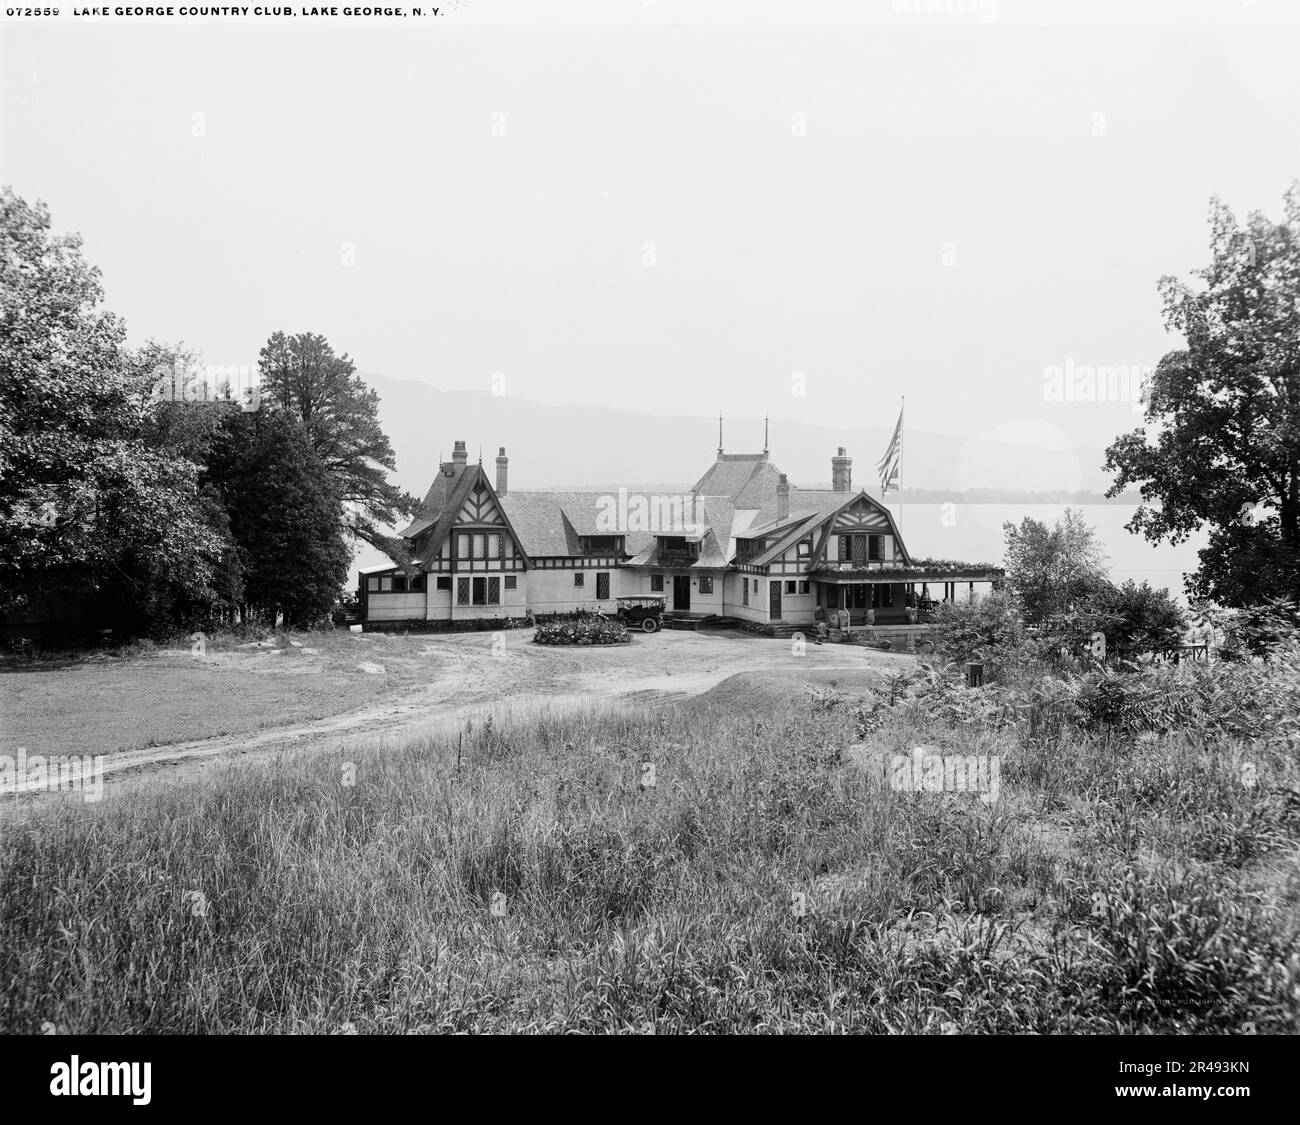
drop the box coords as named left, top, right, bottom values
left=532, top=613, right=632, bottom=646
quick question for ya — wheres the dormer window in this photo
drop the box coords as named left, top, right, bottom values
left=659, top=536, right=699, bottom=560
left=580, top=535, right=623, bottom=555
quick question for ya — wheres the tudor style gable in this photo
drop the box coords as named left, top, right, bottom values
left=457, top=479, right=505, bottom=527
left=811, top=492, right=911, bottom=568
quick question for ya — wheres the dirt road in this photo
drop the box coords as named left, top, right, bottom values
left=7, top=628, right=907, bottom=797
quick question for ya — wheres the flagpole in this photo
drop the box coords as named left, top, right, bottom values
left=898, top=395, right=904, bottom=536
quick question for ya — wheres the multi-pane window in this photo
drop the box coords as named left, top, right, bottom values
left=785, top=580, right=796, bottom=595
left=699, top=576, right=713, bottom=594
left=458, top=534, right=470, bottom=559
left=437, top=576, right=452, bottom=591
left=504, top=575, right=517, bottom=591
left=574, top=572, right=585, bottom=587
left=596, top=572, right=610, bottom=600
left=457, top=577, right=471, bottom=605
left=798, top=580, right=810, bottom=595
left=650, top=574, right=664, bottom=592
left=742, top=579, right=749, bottom=606
left=869, top=535, right=885, bottom=561
left=466, top=577, right=501, bottom=605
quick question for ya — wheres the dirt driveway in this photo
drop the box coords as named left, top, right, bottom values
left=5, top=628, right=909, bottom=797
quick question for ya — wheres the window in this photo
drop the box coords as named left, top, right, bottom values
left=367, top=576, right=379, bottom=591
left=660, top=536, right=699, bottom=559
left=699, top=575, right=713, bottom=594
left=436, top=576, right=452, bottom=591
left=581, top=535, right=621, bottom=554
left=869, top=535, right=884, bottom=561
left=488, top=577, right=500, bottom=605
left=753, top=579, right=759, bottom=592
left=797, top=540, right=811, bottom=559
left=487, top=533, right=501, bottom=559
left=473, top=533, right=485, bottom=559
left=457, top=577, right=470, bottom=605
left=378, top=575, right=393, bottom=592
left=596, top=572, right=610, bottom=600
left=393, top=574, right=408, bottom=593
left=798, top=580, right=810, bottom=595
left=410, top=574, right=425, bottom=592
left=457, top=534, right=470, bottom=559
left=785, top=580, right=796, bottom=595
left=650, top=574, right=664, bottom=592
left=574, top=572, right=585, bottom=588
left=504, top=575, right=517, bottom=591
left=743, top=579, right=749, bottom=607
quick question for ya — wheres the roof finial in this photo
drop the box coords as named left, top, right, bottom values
left=764, top=414, right=769, bottom=453
left=478, top=445, right=483, bottom=466
left=718, top=414, right=724, bottom=457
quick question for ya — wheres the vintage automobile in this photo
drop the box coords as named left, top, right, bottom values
left=615, top=595, right=666, bottom=633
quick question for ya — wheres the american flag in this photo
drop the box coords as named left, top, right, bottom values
left=877, top=404, right=902, bottom=495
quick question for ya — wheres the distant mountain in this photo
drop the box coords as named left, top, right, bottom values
left=364, top=372, right=1124, bottom=501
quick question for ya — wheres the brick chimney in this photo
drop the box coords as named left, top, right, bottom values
left=776, top=473, right=790, bottom=522
left=495, top=446, right=508, bottom=496
left=832, top=447, right=852, bottom=492
left=451, top=440, right=468, bottom=475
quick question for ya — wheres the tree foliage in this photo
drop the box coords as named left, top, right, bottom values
left=1002, top=509, right=1109, bottom=623
left=205, top=410, right=350, bottom=627
left=257, top=331, right=417, bottom=550
left=1105, top=185, right=1300, bottom=606
left=0, top=188, right=226, bottom=623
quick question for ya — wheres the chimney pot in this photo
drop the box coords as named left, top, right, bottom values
left=776, top=473, right=790, bottom=522
left=495, top=446, right=509, bottom=496
left=832, top=448, right=853, bottom=492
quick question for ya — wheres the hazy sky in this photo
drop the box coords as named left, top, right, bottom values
left=3, top=1, right=1299, bottom=468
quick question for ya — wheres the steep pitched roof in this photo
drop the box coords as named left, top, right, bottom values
left=396, top=444, right=909, bottom=572
left=691, top=453, right=782, bottom=504
left=403, top=464, right=535, bottom=569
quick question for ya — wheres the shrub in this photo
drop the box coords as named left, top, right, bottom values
left=532, top=612, right=631, bottom=646
left=1088, top=579, right=1187, bottom=659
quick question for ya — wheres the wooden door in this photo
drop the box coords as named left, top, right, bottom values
left=673, top=575, right=691, bottom=611
left=769, top=581, right=782, bottom=620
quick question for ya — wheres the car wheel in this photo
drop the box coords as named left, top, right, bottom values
left=642, top=617, right=659, bottom=633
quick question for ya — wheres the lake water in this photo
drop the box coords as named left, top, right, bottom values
left=350, top=503, right=1207, bottom=603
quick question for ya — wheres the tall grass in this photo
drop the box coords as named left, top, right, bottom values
left=2, top=668, right=1298, bottom=1033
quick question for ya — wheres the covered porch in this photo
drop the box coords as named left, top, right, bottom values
left=811, top=563, right=1005, bottom=627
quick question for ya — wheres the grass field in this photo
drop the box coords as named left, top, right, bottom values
left=3, top=648, right=1297, bottom=1034
left=0, top=631, right=430, bottom=758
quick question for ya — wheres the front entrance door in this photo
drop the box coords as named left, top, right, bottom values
left=769, top=581, right=782, bottom=620
left=673, top=575, right=691, bottom=611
